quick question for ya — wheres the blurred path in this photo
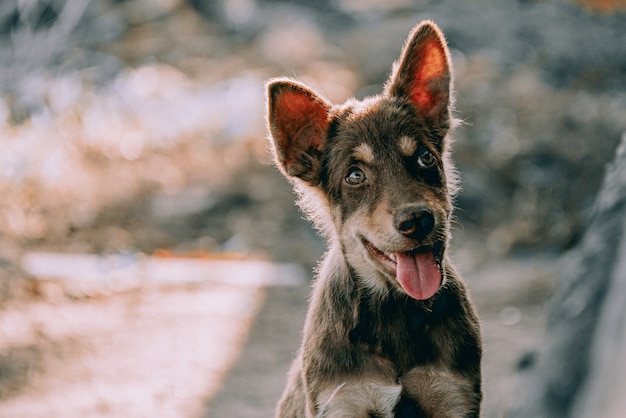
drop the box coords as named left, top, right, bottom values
left=203, top=285, right=308, bottom=418
left=0, top=283, right=265, bottom=418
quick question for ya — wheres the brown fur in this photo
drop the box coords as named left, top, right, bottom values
left=267, top=21, right=482, bottom=418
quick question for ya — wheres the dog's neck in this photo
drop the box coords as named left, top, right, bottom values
left=313, top=241, right=457, bottom=371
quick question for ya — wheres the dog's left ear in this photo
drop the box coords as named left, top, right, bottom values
left=267, top=79, right=331, bottom=185
left=386, top=21, right=452, bottom=129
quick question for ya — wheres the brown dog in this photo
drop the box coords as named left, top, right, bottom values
left=267, top=20, right=482, bottom=418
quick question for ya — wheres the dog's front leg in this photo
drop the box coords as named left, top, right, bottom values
left=315, top=380, right=402, bottom=418
left=400, top=366, right=481, bottom=418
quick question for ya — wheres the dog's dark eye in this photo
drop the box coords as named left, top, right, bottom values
left=417, top=148, right=436, bottom=168
left=345, top=167, right=367, bottom=186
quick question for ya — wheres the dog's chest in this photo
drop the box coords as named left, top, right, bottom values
left=349, top=291, right=452, bottom=372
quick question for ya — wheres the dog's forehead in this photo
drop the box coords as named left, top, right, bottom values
left=398, top=136, right=418, bottom=157
left=333, top=99, right=426, bottom=162
left=349, top=136, right=417, bottom=164
left=352, top=143, right=376, bottom=164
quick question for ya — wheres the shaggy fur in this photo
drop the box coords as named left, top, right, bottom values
left=267, top=21, right=482, bottom=418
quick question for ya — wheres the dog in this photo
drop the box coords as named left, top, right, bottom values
left=266, top=20, right=482, bottom=418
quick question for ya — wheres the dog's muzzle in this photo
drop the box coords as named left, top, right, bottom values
left=362, top=238, right=444, bottom=301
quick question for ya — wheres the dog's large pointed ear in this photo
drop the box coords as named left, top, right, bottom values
left=267, top=79, right=331, bottom=184
left=386, top=21, right=452, bottom=128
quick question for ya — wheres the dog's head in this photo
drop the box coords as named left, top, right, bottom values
left=267, top=21, right=458, bottom=301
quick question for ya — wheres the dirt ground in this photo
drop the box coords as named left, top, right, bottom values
left=0, top=0, right=624, bottom=417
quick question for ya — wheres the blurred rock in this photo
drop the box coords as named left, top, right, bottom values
left=118, top=0, right=184, bottom=25
left=454, top=64, right=626, bottom=251
left=151, top=186, right=217, bottom=219
left=508, top=135, right=626, bottom=418
left=188, top=0, right=263, bottom=37
left=259, top=15, right=327, bottom=69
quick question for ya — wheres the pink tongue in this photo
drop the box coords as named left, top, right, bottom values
left=396, top=251, right=442, bottom=300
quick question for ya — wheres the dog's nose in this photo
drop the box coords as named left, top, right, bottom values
left=395, top=206, right=435, bottom=240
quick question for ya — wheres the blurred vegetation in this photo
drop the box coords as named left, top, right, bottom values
left=0, top=0, right=624, bottom=302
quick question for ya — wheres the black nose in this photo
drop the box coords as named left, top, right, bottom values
left=394, top=206, right=435, bottom=241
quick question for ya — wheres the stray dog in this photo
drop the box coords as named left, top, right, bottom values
left=267, top=20, right=482, bottom=418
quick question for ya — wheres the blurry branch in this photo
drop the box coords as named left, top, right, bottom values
left=0, top=0, right=92, bottom=121
left=2, top=0, right=90, bottom=69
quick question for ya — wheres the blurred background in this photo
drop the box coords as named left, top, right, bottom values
left=0, top=0, right=624, bottom=417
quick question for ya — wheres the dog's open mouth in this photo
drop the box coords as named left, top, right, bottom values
left=362, top=238, right=444, bottom=301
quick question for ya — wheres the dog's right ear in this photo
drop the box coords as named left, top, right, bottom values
left=267, top=79, right=331, bottom=185
left=386, top=21, right=452, bottom=130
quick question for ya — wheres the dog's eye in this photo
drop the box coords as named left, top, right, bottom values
left=417, top=148, right=436, bottom=168
left=345, top=167, right=367, bottom=186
